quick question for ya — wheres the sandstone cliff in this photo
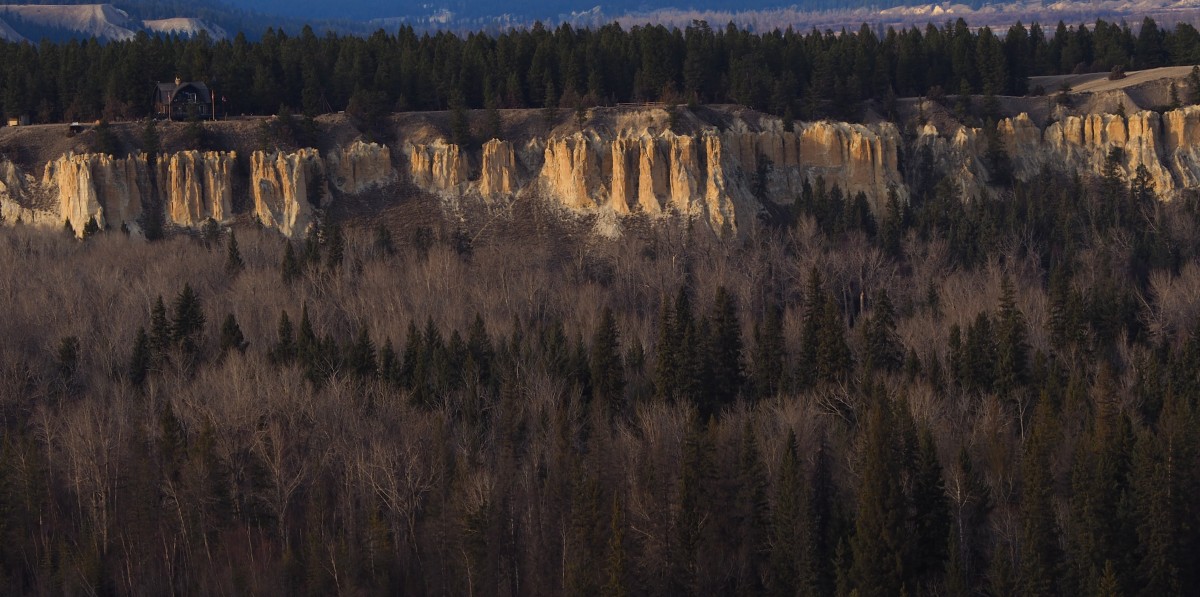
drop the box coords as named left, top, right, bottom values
left=156, top=151, right=236, bottom=227
left=406, top=140, right=467, bottom=191
left=0, top=158, right=54, bottom=226
left=918, top=107, right=1200, bottom=200
left=402, top=118, right=906, bottom=233
left=326, top=140, right=395, bottom=194
left=479, top=139, right=516, bottom=198
left=251, top=148, right=327, bottom=238
left=42, top=152, right=153, bottom=234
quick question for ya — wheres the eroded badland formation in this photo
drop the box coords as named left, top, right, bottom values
left=6, top=71, right=1200, bottom=239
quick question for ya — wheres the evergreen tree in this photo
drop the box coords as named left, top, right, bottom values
left=769, top=431, right=803, bottom=596
left=908, top=427, right=950, bottom=590
left=1131, top=390, right=1198, bottom=596
left=733, top=420, right=769, bottom=595
left=82, top=216, right=101, bottom=239
left=281, top=241, right=301, bottom=284
left=1019, top=401, right=1063, bottom=596
left=272, top=310, right=296, bottom=364
left=863, top=289, right=903, bottom=373
left=171, top=283, right=205, bottom=354
left=225, top=231, right=244, bottom=276
left=378, top=337, right=400, bottom=385
left=348, top=325, right=376, bottom=379
left=672, top=419, right=715, bottom=594
left=706, top=286, right=744, bottom=413
left=325, top=222, right=345, bottom=272
left=129, top=326, right=151, bottom=385
left=218, top=313, right=247, bottom=355
left=590, top=307, right=624, bottom=412
left=604, top=493, right=628, bottom=597
left=751, top=301, right=786, bottom=399
left=995, top=274, right=1030, bottom=393
left=849, top=405, right=907, bottom=597
left=654, top=295, right=677, bottom=400
left=817, top=296, right=852, bottom=383
left=150, top=295, right=171, bottom=364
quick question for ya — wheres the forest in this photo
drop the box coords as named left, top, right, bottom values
left=0, top=113, right=1199, bottom=594
left=3, top=15, right=1200, bottom=124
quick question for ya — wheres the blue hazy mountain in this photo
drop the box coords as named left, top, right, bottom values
left=190, top=0, right=906, bottom=23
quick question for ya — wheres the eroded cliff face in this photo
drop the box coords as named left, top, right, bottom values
left=157, top=151, right=236, bottom=227
left=43, top=152, right=151, bottom=233
left=403, top=118, right=906, bottom=233
left=1, top=141, right=402, bottom=238
left=479, top=139, right=516, bottom=198
left=406, top=141, right=467, bottom=191
left=327, top=140, right=395, bottom=194
left=251, top=148, right=327, bottom=238
left=923, top=107, right=1200, bottom=200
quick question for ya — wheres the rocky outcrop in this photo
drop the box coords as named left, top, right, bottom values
left=43, top=152, right=151, bottom=234
left=156, top=151, right=235, bottom=227
left=479, top=139, right=516, bottom=198
left=403, top=118, right=906, bottom=233
left=0, top=158, right=55, bottom=226
left=251, top=148, right=327, bottom=238
left=406, top=141, right=467, bottom=191
left=921, top=107, right=1200, bottom=200
left=326, top=140, right=395, bottom=194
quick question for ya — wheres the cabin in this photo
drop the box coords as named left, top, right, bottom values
left=154, top=78, right=213, bottom=121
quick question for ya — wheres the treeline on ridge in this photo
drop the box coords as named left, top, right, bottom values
left=1, top=16, right=1199, bottom=125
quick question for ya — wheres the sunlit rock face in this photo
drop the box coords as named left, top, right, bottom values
left=251, top=148, right=327, bottom=238
left=401, top=115, right=907, bottom=234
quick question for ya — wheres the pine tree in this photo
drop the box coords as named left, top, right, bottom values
left=1068, top=410, right=1135, bottom=595
left=171, top=283, right=205, bottom=354
left=864, top=289, right=902, bottom=373
left=348, top=325, right=376, bottom=379
left=1131, top=390, right=1198, bottom=596
left=400, top=321, right=421, bottom=390
left=817, top=296, right=852, bottom=383
left=908, top=427, right=950, bottom=590
left=769, top=431, right=803, bottom=596
left=325, top=222, right=344, bottom=272
left=1189, top=66, right=1200, bottom=105
left=82, top=216, right=101, bottom=238
left=150, top=295, right=171, bottom=364
left=604, top=493, right=628, bottom=597
left=751, top=301, right=786, bottom=398
left=995, top=274, right=1030, bottom=393
left=1019, top=401, right=1063, bottom=596
left=672, top=419, right=715, bottom=594
left=373, top=224, right=395, bottom=257
left=849, top=405, right=907, bottom=597
left=281, top=241, right=301, bottom=284
left=225, top=231, right=244, bottom=276
left=590, top=307, right=624, bottom=413
left=654, top=295, right=677, bottom=400
left=272, top=310, right=296, bottom=364
left=798, top=268, right=824, bottom=388
left=219, top=313, right=247, bottom=355
left=297, top=304, right=317, bottom=365
left=466, top=314, right=494, bottom=389
left=734, top=420, right=769, bottom=595
left=378, top=337, right=400, bottom=385
left=707, top=286, right=744, bottom=412
left=129, top=326, right=151, bottom=385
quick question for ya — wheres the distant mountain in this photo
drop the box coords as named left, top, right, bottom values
left=0, top=3, right=232, bottom=41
